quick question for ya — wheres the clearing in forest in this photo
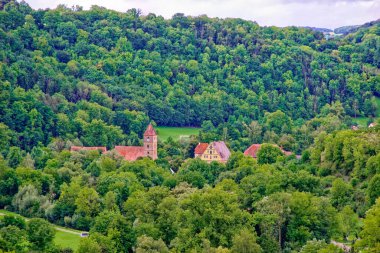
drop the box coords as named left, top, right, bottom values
left=156, top=126, right=200, bottom=141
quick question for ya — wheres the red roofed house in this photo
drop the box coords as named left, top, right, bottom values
left=70, top=146, right=107, bottom=153
left=194, top=143, right=209, bottom=158
left=194, top=141, right=231, bottom=163
left=244, top=144, right=293, bottom=159
left=114, top=124, right=158, bottom=161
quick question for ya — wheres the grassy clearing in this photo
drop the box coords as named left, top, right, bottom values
left=0, top=210, right=82, bottom=251
left=156, top=126, right=200, bottom=141
left=353, top=117, right=370, bottom=128
left=352, top=96, right=380, bottom=127
left=0, top=209, right=16, bottom=216
left=54, top=230, right=81, bottom=251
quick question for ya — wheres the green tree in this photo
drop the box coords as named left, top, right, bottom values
left=77, top=238, right=102, bottom=253
left=26, top=218, right=55, bottom=250
left=330, top=179, right=353, bottom=210
left=0, top=123, right=12, bottom=155
left=338, top=206, right=360, bottom=243
left=231, top=229, right=262, bottom=253
left=255, top=192, right=291, bottom=251
left=136, top=235, right=169, bottom=253
left=0, top=225, right=30, bottom=253
left=7, top=146, right=22, bottom=168
left=368, top=175, right=380, bottom=205
left=75, top=187, right=101, bottom=217
left=355, top=197, right=380, bottom=253
left=12, top=184, right=49, bottom=217
left=299, top=239, right=343, bottom=253
left=257, top=144, right=283, bottom=164
left=0, top=214, right=26, bottom=229
left=264, top=110, right=292, bottom=134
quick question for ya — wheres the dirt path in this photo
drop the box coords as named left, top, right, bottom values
left=331, top=240, right=351, bottom=253
left=55, top=227, right=82, bottom=235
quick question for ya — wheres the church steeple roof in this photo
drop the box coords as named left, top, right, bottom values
left=144, top=123, right=157, bottom=136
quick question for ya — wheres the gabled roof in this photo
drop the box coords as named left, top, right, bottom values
left=114, top=146, right=145, bottom=161
left=212, top=141, right=231, bottom=161
left=194, top=143, right=209, bottom=155
left=144, top=124, right=157, bottom=136
left=70, top=146, right=107, bottom=153
left=244, top=144, right=261, bottom=158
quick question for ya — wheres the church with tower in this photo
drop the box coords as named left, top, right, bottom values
left=114, top=123, right=158, bottom=161
left=71, top=124, right=158, bottom=161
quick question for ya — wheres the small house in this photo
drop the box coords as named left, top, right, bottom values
left=194, top=141, right=231, bottom=163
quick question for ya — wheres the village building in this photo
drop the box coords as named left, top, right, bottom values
left=368, top=122, right=378, bottom=128
left=70, top=146, right=107, bottom=153
left=244, top=144, right=293, bottom=159
left=194, top=141, right=231, bottom=163
left=114, top=124, right=158, bottom=161
left=71, top=124, right=158, bottom=161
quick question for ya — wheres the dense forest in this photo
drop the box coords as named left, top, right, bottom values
left=0, top=0, right=379, bottom=153
left=0, top=0, right=379, bottom=253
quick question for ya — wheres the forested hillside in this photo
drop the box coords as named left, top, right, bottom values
left=0, top=1, right=379, bottom=153
left=0, top=1, right=380, bottom=253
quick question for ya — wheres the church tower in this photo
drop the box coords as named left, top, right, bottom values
left=143, top=124, right=157, bottom=160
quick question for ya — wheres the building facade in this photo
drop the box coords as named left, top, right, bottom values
left=114, top=124, right=158, bottom=161
left=143, top=124, right=158, bottom=160
left=194, top=141, right=231, bottom=163
left=71, top=124, right=158, bottom=161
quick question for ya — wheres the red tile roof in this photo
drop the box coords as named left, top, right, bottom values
left=244, top=144, right=293, bottom=158
left=70, top=146, right=107, bottom=153
left=114, top=146, right=145, bottom=161
left=244, top=144, right=261, bottom=158
left=194, top=143, right=209, bottom=155
left=144, top=124, right=157, bottom=136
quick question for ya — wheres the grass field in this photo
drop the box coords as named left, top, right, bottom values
left=352, top=96, right=380, bottom=127
left=0, top=210, right=82, bottom=251
left=156, top=126, right=200, bottom=141
left=54, top=230, right=81, bottom=251
left=353, top=117, right=371, bottom=128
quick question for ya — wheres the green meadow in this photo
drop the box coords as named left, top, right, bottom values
left=54, top=230, right=81, bottom=251
left=156, top=126, right=200, bottom=141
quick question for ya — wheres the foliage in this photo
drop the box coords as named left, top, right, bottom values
left=355, top=197, right=380, bottom=253
left=26, top=218, right=55, bottom=250
left=0, top=1, right=378, bottom=154
left=0, top=2, right=379, bottom=252
left=257, top=144, right=284, bottom=164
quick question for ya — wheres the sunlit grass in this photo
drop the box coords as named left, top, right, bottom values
left=156, top=126, right=200, bottom=141
left=54, top=230, right=81, bottom=251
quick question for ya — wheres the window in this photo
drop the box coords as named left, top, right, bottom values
left=209, top=150, right=212, bottom=154
left=147, top=137, right=150, bottom=141
left=147, top=145, right=149, bottom=148
left=205, top=155, right=208, bottom=158
left=147, top=151, right=150, bottom=155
